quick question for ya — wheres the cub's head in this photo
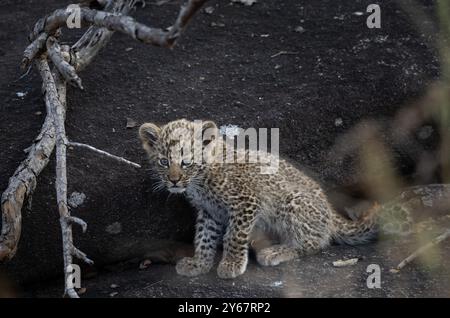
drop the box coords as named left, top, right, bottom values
left=139, top=119, right=218, bottom=194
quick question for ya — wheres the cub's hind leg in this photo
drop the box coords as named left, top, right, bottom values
left=286, top=192, right=334, bottom=251
left=256, top=193, right=334, bottom=266
left=250, top=220, right=298, bottom=266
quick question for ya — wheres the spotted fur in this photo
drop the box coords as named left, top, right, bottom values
left=139, top=119, right=412, bottom=279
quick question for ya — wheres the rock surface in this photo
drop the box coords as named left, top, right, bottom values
left=0, top=0, right=445, bottom=296
left=26, top=233, right=450, bottom=298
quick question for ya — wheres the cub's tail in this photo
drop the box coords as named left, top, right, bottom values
left=331, top=202, right=413, bottom=245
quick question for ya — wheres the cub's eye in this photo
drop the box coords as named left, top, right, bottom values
left=158, top=158, right=169, bottom=167
left=181, top=159, right=192, bottom=168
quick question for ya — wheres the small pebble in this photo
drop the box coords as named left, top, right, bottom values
left=139, top=259, right=152, bottom=270
left=210, top=22, right=225, bottom=27
left=204, top=6, right=214, bottom=14
left=389, top=268, right=400, bottom=274
left=272, top=281, right=283, bottom=287
left=332, top=258, right=359, bottom=267
left=126, top=117, right=138, bottom=129
left=68, top=192, right=86, bottom=209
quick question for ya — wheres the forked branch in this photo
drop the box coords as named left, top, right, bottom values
left=1, top=0, right=208, bottom=298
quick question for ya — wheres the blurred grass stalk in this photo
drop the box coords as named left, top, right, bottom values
left=437, top=0, right=450, bottom=183
left=358, top=1, right=450, bottom=273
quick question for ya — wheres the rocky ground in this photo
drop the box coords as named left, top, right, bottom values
left=25, top=234, right=450, bottom=297
left=1, top=0, right=448, bottom=297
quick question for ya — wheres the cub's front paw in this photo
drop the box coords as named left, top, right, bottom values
left=217, top=259, right=247, bottom=279
left=176, top=257, right=211, bottom=277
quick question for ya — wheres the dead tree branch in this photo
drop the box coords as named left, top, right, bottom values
left=1, top=0, right=208, bottom=297
left=22, top=32, right=51, bottom=69
left=47, top=36, right=84, bottom=89
left=23, top=0, right=207, bottom=69
left=1, top=0, right=134, bottom=265
left=71, top=0, right=137, bottom=71
left=37, top=57, right=93, bottom=298
left=69, top=142, right=142, bottom=168
left=0, top=56, right=67, bottom=261
left=0, top=114, right=54, bottom=260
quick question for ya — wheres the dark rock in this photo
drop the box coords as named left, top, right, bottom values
left=0, top=0, right=444, bottom=296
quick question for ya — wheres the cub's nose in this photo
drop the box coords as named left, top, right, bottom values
left=168, top=175, right=181, bottom=185
left=168, top=165, right=182, bottom=185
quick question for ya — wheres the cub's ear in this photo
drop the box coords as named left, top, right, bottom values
left=139, top=123, right=161, bottom=151
left=202, top=120, right=218, bottom=147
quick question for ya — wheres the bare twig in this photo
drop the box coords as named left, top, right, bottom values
left=72, top=0, right=137, bottom=71
left=69, top=142, right=142, bottom=168
left=21, top=32, right=49, bottom=69
left=395, top=229, right=450, bottom=271
left=166, top=0, right=208, bottom=45
left=0, top=54, right=66, bottom=261
left=28, top=0, right=207, bottom=51
left=1, top=0, right=136, bottom=264
left=1, top=0, right=208, bottom=298
left=270, top=51, right=299, bottom=58
left=25, top=0, right=208, bottom=69
left=37, top=57, right=93, bottom=298
left=17, top=64, right=33, bottom=81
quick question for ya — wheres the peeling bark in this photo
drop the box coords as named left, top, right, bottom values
left=47, top=37, right=84, bottom=89
left=0, top=61, right=62, bottom=261
left=37, top=58, right=93, bottom=298
left=1, top=0, right=208, bottom=297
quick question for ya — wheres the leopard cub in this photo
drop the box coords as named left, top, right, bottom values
left=139, top=119, right=404, bottom=279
